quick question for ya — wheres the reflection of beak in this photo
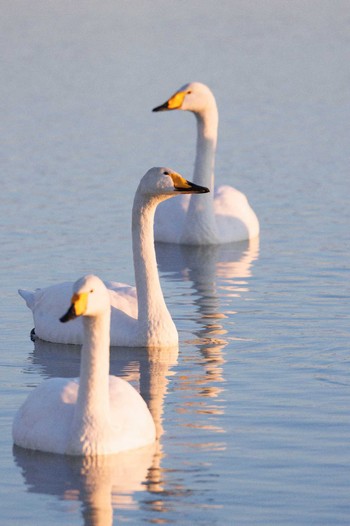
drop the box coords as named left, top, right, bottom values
left=175, top=180, right=209, bottom=194
left=60, top=304, right=78, bottom=323
left=152, top=101, right=170, bottom=112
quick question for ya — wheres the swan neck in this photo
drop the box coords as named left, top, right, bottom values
left=132, top=194, right=171, bottom=328
left=193, top=104, right=218, bottom=190
left=75, top=311, right=111, bottom=423
left=180, top=103, right=219, bottom=244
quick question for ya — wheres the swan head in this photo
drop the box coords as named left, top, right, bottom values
left=138, top=167, right=209, bottom=198
left=60, top=275, right=110, bottom=322
left=152, top=82, right=215, bottom=114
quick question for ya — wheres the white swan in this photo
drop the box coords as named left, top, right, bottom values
left=18, top=167, right=209, bottom=347
left=153, top=82, right=260, bottom=244
left=13, top=274, right=156, bottom=455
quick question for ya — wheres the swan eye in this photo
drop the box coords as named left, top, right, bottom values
left=187, top=90, right=192, bottom=94
left=90, top=289, right=94, bottom=293
left=163, top=171, right=169, bottom=175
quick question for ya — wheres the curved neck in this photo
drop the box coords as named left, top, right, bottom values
left=193, top=104, right=218, bottom=191
left=181, top=104, right=219, bottom=244
left=74, top=311, right=111, bottom=428
left=132, top=194, right=173, bottom=333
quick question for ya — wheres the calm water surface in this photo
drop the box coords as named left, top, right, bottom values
left=1, top=1, right=349, bottom=525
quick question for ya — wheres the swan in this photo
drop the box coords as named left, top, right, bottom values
left=18, top=167, right=209, bottom=347
left=152, top=82, right=260, bottom=244
left=13, top=274, right=156, bottom=455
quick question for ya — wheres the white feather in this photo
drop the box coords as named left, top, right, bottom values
left=153, top=82, right=260, bottom=244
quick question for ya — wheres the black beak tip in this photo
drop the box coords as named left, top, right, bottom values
left=191, top=183, right=210, bottom=194
left=175, top=183, right=210, bottom=194
left=152, top=102, right=169, bottom=112
left=59, top=305, right=77, bottom=323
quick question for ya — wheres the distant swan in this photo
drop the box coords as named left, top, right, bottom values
left=153, top=82, right=259, bottom=244
left=18, top=168, right=209, bottom=347
left=13, top=275, right=156, bottom=455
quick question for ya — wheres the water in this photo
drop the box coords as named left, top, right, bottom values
left=1, top=1, right=349, bottom=524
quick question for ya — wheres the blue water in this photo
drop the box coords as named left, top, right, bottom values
left=1, top=1, right=349, bottom=524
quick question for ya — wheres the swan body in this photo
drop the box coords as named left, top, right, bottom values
left=13, top=275, right=156, bottom=456
left=153, top=82, right=260, bottom=244
left=19, top=168, right=209, bottom=347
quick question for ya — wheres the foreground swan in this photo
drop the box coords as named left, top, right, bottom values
left=19, top=167, right=209, bottom=346
left=153, top=82, right=259, bottom=244
left=13, top=275, right=156, bottom=455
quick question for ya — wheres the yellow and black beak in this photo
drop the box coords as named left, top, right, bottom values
left=175, top=180, right=209, bottom=194
left=152, top=100, right=170, bottom=112
left=60, top=292, right=89, bottom=323
left=170, top=172, right=209, bottom=194
left=153, top=91, right=186, bottom=112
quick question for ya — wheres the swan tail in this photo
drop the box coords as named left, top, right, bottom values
left=18, top=289, right=35, bottom=310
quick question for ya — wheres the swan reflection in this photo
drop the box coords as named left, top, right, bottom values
left=156, top=238, right=259, bottom=336
left=15, top=341, right=178, bottom=522
left=156, top=237, right=259, bottom=343
left=156, top=239, right=259, bottom=439
left=13, top=444, right=155, bottom=525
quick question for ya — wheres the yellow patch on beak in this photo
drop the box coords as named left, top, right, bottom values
left=167, top=91, right=186, bottom=110
left=71, top=292, right=89, bottom=316
left=170, top=172, right=193, bottom=190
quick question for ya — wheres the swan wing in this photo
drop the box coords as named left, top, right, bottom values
left=108, top=376, right=156, bottom=451
left=213, top=185, right=260, bottom=242
left=13, top=378, right=78, bottom=454
left=18, top=281, right=138, bottom=345
left=154, top=194, right=190, bottom=243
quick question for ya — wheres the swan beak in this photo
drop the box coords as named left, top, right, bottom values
left=60, top=292, right=88, bottom=323
left=153, top=91, right=186, bottom=112
left=152, top=101, right=170, bottom=112
left=178, top=180, right=210, bottom=194
left=60, top=304, right=77, bottom=323
left=170, top=172, right=209, bottom=194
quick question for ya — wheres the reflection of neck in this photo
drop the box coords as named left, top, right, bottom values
left=81, top=457, right=113, bottom=526
left=139, top=347, right=177, bottom=439
left=68, top=312, right=111, bottom=454
left=132, top=194, right=177, bottom=345
left=82, top=481, right=113, bottom=526
left=182, top=105, right=219, bottom=244
left=139, top=346, right=178, bottom=494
